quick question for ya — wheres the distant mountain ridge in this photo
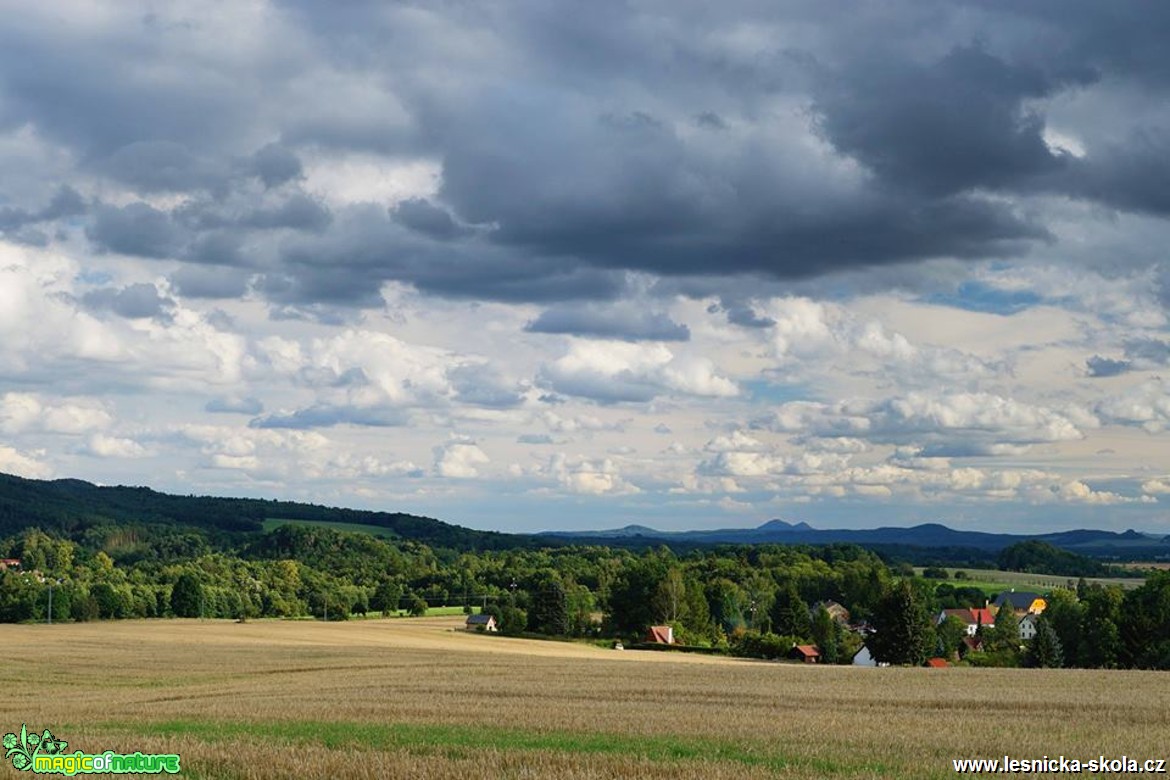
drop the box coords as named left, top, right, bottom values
left=541, top=518, right=1170, bottom=557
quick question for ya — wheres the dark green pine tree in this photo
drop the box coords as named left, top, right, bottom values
left=769, top=582, right=811, bottom=639
left=1027, top=617, right=1064, bottom=668
left=527, top=573, right=570, bottom=636
left=869, top=580, right=933, bottom=666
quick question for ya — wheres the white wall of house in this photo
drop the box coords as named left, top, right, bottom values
left=853, top=645, right=876, bottom=667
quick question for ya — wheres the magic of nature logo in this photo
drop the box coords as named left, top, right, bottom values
left=3, top=725, right=180, bottom=775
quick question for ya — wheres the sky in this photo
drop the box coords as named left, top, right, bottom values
left=2, top=1, right=1170, bottom=534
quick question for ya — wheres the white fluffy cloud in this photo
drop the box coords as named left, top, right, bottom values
left=0, top=393, right=113, bottom=435
left=433, top=439, right=490, bottom=479
left=540, top=340, right=736, bottom=403
left=0, top=444, right=53, bottom=479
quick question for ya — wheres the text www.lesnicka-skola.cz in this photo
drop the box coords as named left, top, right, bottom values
left=953, top=756, right=1167, bottom=774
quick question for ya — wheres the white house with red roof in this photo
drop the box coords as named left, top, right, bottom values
left=936, top=607, right=997, bottom=636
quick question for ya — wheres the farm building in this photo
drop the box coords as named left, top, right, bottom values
left=925, top=658, right=949, bottom=668
left=644, top=625, right=674, bottom=644
left=465, top=614, right=498, bottom=632
left=790, top=645, right=820, bottom=663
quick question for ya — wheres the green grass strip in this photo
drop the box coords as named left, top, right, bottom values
left=94, top=718, right=900, bottom=777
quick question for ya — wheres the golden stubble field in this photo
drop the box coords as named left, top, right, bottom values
left=1, top=618, right=1167, bottom=779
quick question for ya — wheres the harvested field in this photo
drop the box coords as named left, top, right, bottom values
left=1, top=618, right=1167, bottom=778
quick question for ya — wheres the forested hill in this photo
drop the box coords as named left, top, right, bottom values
left=0, top=472, right=529, bottom=552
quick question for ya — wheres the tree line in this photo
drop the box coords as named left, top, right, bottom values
left=3, top=523, right=1169, bottom=670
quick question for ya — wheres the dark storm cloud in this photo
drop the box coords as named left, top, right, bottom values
left=87, top=203, right=185, bottom=259
left=526, top=304, right=690, bottom=342
left=390, top=198, right=468, bottom=241
left=239, top=193, right=332, bottom=232
left=99, top=141, right=230, bottom=194
left=82, top=283, right=175, bottom=319
left=0, top=186, right=85, bottom=231
left=707, top=300, right=776, bottom=329
left=169, top=265, right=252, bottom=299
left=5, top=1, right=1170, bottom=308
left=811, top=45, right=1077, bottom=196
left=248, top=143, right=304, bottom=189
left=265, top=206, right=628, bottom=305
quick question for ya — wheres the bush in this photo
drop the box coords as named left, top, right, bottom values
left=499, top=606, right=527, bottom=636
left=731, top=630, right=799, bottom=660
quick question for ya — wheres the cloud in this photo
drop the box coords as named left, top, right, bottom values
left=534, top=452, right=640, bottom=495
left=0, top=393, right=112, bottom=435
left=205, top=397, right=264, bottom=415
left=0, top=186, right=85, bottom=232
left=82, top=433, right=148, bottom=458
left=249, top=143, right=304, bottom=189
left=87, top=203, right=185, bottom=259
left=82, top=283, right=175, bottom=320
left=390, top=198, right=468, bottom=241
left=1096, top=379, right=1170, bottom=432
left=1085, top=355, right=1132, bottom=377
left=250, top=405, right=410, bottom=429
left=539, top=340, right=736, bottom=403
left=170, top=265, right=252, bottom=299
left=0, top=444, right=53, bottom=479
left=755, top=392, right=1088, bottom=450
left=526, top=302, right=690, bottom=342
left=433, top=439, right=490, bottom=478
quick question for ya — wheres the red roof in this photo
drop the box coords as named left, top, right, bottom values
left=926, top=657, right=949, bottom=668
left=970, top=608, right=996, bottom=626
left=645, top=626, right=673, bottom=644
left=792, top=644, right=820, bottom=658
left=941, top=607, right=995, bottom=627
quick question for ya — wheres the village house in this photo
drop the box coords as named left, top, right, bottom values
left=465, top=614, right=498, bottom=632
left=936, top=607, right=997, bottom=636
left=0, top=558, right=21, bottom=571
left=813, top=600, right=851, bottom=625
left=993, top=590, right=1047, bottom=616
left=1018, top=613, right=1039, bottom=641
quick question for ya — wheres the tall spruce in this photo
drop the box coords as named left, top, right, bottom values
left=1027, top=617, right=1064, bottom=668
left=870, top=580, right=933, bottom=666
